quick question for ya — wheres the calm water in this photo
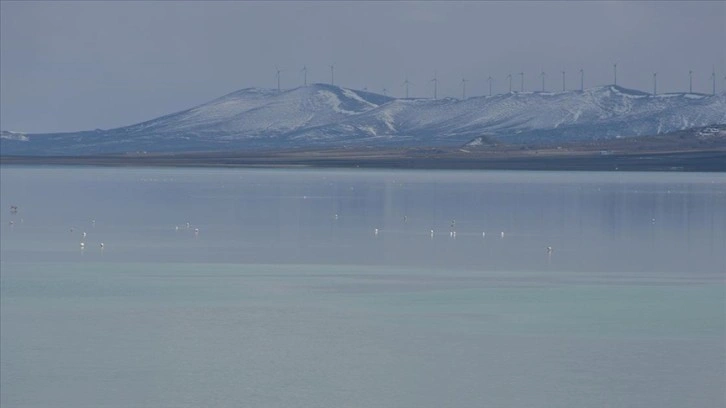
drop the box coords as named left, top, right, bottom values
left=1, top=166, right=724, bottom=407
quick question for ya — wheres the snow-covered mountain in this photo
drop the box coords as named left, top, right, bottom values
left=2, top=83, right=725, bottom=155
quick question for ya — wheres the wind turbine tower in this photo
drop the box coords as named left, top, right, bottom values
left=431, top=71, right=438, bottom=99
left=579, top=68, right=584, bottom=91
left=519, top=72, right=524, bottom=92
left=488, top=76, right=493, bottom=96
left=403, top=77, right=411, bottom=98
left=653, top=72, right=657, bottom=95
left=461, top=77, right=468, bottom=99
left=301, top=66, right=308, bottom=86
left=329, top=64, right=335, bottom=86
left=562, top=71, right=566, bottom=92
left=275, top=66, right=282, bottom=92
left=712, top=66, right=716, bottom=95
left=507, top=73, right=512, bottom=93
left=689, top=70, right=692, bottom=93
left=613, top=63, right=617, bottom=86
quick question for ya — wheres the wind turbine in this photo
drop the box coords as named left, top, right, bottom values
left=653, top=72, right=657, bottom=95
left=430, top=71, right=438, bottom=99
left=562, top=71, right=566, bottom=92
left=301, top=66, right=308, bottom=86
left=403, top=77, right=412, bottom=98
left=613, top=63, right=617, bottom=86
left=519, top=72, right=524, bottom=92
left=689, top=70, right=692, bottom=93
left=579, top=68, right=584, bottom=91
left=275, top=66, right=283, bottom=92
left=507, top=73, right=512, bottom=93
left=540, top=71, right=546, bottom=92
left=329, top=64, right=335, bottom=86
left=461, top=77, right=468, bottom=99
left=487, top=76, right=493, bottom=96
left=712, top=66, right=716, bottom=95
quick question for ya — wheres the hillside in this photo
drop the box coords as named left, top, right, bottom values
left=2, top=84, right=724, bottom=155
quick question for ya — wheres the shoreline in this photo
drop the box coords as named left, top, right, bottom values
left=2, top=148, right=726, bottom=172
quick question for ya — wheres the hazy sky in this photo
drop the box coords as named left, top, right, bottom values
left=1, top=1, right=725, bottom=133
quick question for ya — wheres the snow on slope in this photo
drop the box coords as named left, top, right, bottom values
left=2, top=84, right=724, bottom=155
left=315, top=86, right=726, bottom=145
left=122, top=84, right=391, bottom=139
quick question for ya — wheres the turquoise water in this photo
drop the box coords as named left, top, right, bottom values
left=1, top=167, right=725, bottom=407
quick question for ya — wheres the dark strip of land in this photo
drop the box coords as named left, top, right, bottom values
left=2, top=148, right=725, bottom=172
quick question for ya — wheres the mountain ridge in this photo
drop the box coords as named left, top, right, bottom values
left=2, top=83, right=724, bottom=156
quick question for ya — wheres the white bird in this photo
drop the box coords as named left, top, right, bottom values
left=175, top=226, right=179, bottom=231
left=452, top=231, right=456, bottom=238
left=430, top=229, right=434, bottom=237
left=80, top=242, right=85, bottom=249
left=403, top=216, right=408, bottom=223
left=100, top=243, right=104, bottom=249
left=186, top=222, right=191, bottom=229
left=500, top=231, right=505, bottom=238
left=547, top=246, right=553, bottom=254
left=374, top=228, right=379, bottom=235
left=482, top=232, right=486, bottom=237
left=194, top=228, right=199, bottom=234
left=334, top=214, right=339, bottom=220
left=82, top=232, right=87, bottom=238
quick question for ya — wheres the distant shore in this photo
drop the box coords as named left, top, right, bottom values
left=3, top=147, right=726, bottom=172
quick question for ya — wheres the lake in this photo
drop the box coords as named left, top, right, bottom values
left=1, top=166, right=724, bottom=407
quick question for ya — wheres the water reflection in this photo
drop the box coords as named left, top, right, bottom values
left=1, top=167, right=724, bottom=276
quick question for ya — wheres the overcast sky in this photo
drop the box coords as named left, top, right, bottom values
left=1, top=1, right=725, bottom=133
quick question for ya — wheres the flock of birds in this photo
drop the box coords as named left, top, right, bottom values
left=69, top=220, right=103, bottom=250
left=7, top=205, right=555, bottom=255
left=363, top=213, right=553, bottom=254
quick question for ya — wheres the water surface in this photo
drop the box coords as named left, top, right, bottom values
left=1, top=167, right=724, bottom=407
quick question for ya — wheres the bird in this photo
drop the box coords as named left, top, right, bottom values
left=500, top=231, right=505, bottom=238
left=374, top=228, right=379, bottom=235
left=80, top=242, right=85, bottom=249
left=430, top=229, right=434, bottom=238
left=100, top=243, right=105, bottom=249
left=82, top=232, right=87, bottom=238
left=547, top=246, right=553, bottom=254
left=482, top=232, right=486, bottom=238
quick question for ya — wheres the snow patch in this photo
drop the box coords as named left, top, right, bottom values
left=0, top=131, right=29, bottom=141
left=318, top=90, right=357, bottom=115
left=342, top=89, right=377, bottom=108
